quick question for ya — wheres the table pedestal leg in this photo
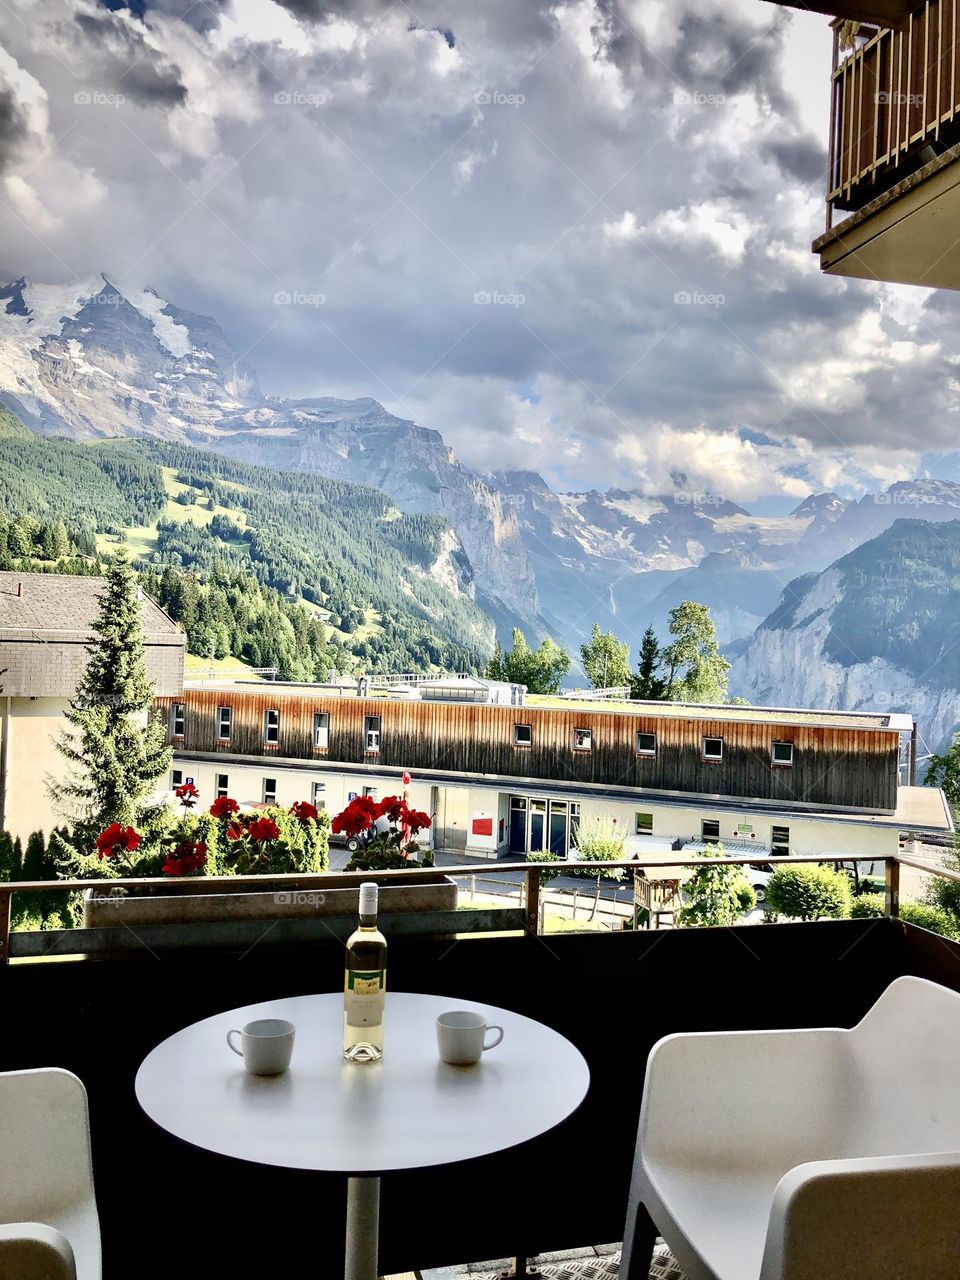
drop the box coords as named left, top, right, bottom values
left=345, top=1175, right=380, bottom=1280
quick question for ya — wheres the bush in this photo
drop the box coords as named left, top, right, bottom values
left=765, top=863, right=852, bottom=921
left=569, top=817, right=624, bottom=882
left=924, top=847, right=960, bottom=932
left=525, top=850, right=563, bottom=884
left=852, top=892, right=960, bottom=940
left=675, top=842, right=756, bottom=928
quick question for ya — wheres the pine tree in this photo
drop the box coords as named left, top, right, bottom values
left=51, top=520, right=70, bottom=559
left=0, top=830, right=19, bottom=880
left=630, top=625, right=667, bottom=700
left=49, top=552, right=172, bottom=844
left=484, top=640, right=505, bottom=681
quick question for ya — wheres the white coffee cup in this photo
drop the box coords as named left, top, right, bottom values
left=436, top=1010, right=504, bottom=1065
left=227, top=1018, right=295, bottom=1076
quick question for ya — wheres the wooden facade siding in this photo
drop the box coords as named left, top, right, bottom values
left=158, top=693, right=902, bottom=812
left=828, top=0, right=960, bottom=211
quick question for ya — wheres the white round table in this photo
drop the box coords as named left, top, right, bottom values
left=136, top=991, right=590, bottom=1279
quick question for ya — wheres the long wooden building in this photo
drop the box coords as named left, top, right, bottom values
left=157, top=679, right=950, bottom=862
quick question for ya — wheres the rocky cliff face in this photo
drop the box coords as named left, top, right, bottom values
left=731, top=520, right=960, bottom=753
left=213, top=399, right=539, bottom=621
left=0, top=276, right=259, bottom=441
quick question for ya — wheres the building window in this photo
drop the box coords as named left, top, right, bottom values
left=364, top=715, right=381, bottom=752
left=313, top=712, right=329, bottom=750
left=264, top=708, right=280, bottom=745
left=170, top=703, right=185, bottom=737
left=636, top=812, right=653, bottom=835
left=262, top=777, right=277, bottom=804
left=702, top=736, right=723, bottom=763
left=217, top=706, right=232, bottom=742
left=573, top=727, right=592, bottom=751
left=363, top=785, right=378, bottom=801
left=772, top=825, right=790, bottom=856
left=311, top=780, right=326, bottom=809
left=570, top=802, right=581, bottom=847
left=171, top=769, right=183, bottom=788
left=772, top=740, right=794, bottom=767
left=636, top=731, right=657, bottom=757
left=701, top=818, right=720, bottom=841
left=216, top=773, right=229, bottom=799
left=514, top=724, right=533, bottom=747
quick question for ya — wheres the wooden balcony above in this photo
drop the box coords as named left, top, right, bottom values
left=763, top=0, right=916, bottom=29
left=813, top=0, right=960, bottom=287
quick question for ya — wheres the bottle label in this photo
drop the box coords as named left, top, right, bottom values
left=345, top=969, right=386, bottom=1028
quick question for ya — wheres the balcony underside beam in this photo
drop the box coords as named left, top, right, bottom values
left=815, top=143, right=960, bottom=288
left=761, top=0, right=915, bottom=30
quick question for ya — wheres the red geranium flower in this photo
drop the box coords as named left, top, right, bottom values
left=290, top=800, right=318, bottom=823
left=94, top=823, right=141, bottom=860
left=331, top=795, right=379, bottom=838
left=248, top=816, right=281, bottom=845
left=163, top=840, right=207, bottom=877
left=210, top=796, right=240, bottom=819
left=376, top=796, right=404, bottom=823
left=407, top=809, right=431, bottom=834
left=401, top=771, right=412, bottom=786
left=226, top=820, right=246, bottom=842
left=175, top=782, right=199, bottom=809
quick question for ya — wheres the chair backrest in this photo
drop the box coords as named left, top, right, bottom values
left=0, top=1069, right=96, bottom=1223
left=850, top=976, right=960, bottom=1155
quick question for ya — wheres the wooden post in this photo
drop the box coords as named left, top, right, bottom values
left=885, top=858, right=901, bottom=919
left=0, top=888, right=10, bottom=966
left=523, top=864, right=541, bottom=935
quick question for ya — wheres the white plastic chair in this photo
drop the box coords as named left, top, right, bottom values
left=620, top=976, right=960, bottom=1280
left=0, top=1069, right=101, bottom=1280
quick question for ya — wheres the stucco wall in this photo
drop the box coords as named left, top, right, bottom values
left=1, top=697, right=73, bottom=841
left=169, top=757, right=900, bottom=862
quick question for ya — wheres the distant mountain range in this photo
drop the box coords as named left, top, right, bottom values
left=3, top=273, right=960, bottom=744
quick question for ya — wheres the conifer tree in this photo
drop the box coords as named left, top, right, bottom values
left=630, top=625, right=667, bottom=700
left=49, top=552, right=172, bottom=844
left=0, top=830, right=19, bottom=880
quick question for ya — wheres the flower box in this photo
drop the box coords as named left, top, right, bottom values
left=82, top=874, right=458, bottom=928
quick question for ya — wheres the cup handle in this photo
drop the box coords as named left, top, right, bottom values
left=226, top=1029, right=243, bottom=1057
left=483, top=1024, right=504, bottom=1051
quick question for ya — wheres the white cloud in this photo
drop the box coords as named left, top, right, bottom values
left=0, top=0, right=955, bottom=507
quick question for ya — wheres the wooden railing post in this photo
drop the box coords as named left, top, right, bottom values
left=885, top=858, right=901, bottom=919
left=524, top=864, right=541, bottom=935
left=0, top=888, right=11, bottom=966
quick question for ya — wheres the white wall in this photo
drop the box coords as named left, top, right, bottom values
left=2, top=697, right=73, bottom=842
left=171, top=757, right=901, bottom=863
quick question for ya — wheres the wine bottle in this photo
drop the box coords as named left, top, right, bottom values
left=343, top=881, right=386, bottom=1062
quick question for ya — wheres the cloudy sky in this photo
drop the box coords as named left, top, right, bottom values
left=0, top=0, right=957, bottom=507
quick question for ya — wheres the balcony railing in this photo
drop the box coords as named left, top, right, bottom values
left=3, top=857, right=960, bottom=1274
left=828, top=1, right=960, bottom=214
left=0, top=851, right=954, bottom=962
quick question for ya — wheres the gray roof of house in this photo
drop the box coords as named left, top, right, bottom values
left=0, top=572, right=182, bottom=641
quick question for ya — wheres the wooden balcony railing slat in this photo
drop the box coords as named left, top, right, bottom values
left=828, top=0, right=960, bottom=207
